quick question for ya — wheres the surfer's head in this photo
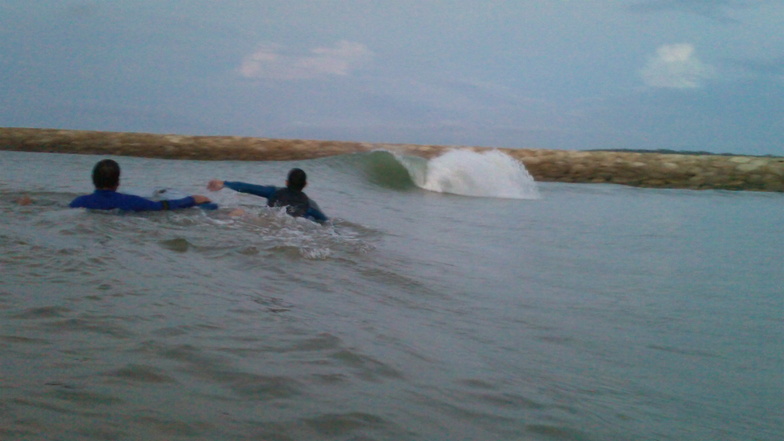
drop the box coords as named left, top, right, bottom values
left=286, top=168, right=307, bottom=191
left=92, top=159, right=121, bottom=190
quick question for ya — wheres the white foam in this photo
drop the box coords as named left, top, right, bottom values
left=404, top=149, right=540, bottom=199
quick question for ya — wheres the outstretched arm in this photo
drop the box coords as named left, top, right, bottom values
left=69, top=192, right=209, bottom=211
left=208, top=180, right=277, bottom=199
left=136, top=195, right=212, bottom=211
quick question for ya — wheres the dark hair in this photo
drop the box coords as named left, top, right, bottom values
left=92, top=159, right=121, bottom=189
left=286, top=168, right=307, bottom=191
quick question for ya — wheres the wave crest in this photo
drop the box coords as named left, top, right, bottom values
left=361, top=149, right=540, bottom=199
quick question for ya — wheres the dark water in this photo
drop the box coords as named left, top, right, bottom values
left=1, top=150, right=782, bottom=440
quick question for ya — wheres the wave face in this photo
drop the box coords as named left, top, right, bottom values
left=355, top=149, right=540, bottom=199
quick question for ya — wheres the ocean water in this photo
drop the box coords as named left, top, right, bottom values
left=1, top=149, right=781, bottom=441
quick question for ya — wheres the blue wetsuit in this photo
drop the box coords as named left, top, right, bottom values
left=69, top=190, right=200, bottom=211
left=224, top=181, right=328, bottom=223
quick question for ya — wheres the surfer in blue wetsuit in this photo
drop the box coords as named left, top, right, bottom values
left=207, top=168, right=328, bottom=223
left=70, top=159, right=213, bottom=211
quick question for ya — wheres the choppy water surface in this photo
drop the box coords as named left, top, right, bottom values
left=1, top=150, right=782, bottom=441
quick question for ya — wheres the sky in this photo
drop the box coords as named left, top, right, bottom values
left=1, top=0, right=783, bottom=156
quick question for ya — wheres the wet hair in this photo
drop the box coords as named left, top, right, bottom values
left=92, top=159, right=121, bottom=189
left=286, top=168, right=307, bottom=191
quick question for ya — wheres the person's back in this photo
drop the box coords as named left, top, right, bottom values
left=207, top=167, right=328, bottom=223
left=266, top=168, right=310, bottom=217
left=70, top=159, right=212, bottom=212
left=267, top=187, right=310, bottom=217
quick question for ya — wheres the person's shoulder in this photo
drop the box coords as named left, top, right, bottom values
left=71, top=193, right=91, bottom=201
left=69, top=192, right=97, bottom=207
left=69, top=195, right=88, bottom=208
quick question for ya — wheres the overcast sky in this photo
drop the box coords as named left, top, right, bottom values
left=1, top=1, right=782, bottom=155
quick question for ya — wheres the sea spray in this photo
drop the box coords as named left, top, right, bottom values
left=399, top=149, right=540, bottom=199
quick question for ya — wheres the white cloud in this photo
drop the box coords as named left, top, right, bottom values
left=640, top=43, right=715, bottom=88
left=238, top=40, right=373, bottom=80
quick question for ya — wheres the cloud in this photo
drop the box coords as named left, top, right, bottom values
left=640, top=43, right=715, bottom=88
left=238, top=40, right=373, bottom=80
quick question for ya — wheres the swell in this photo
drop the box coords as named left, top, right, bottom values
left=321, top=149, right=540, bottom=199
left=323, top=150, right=424, bottom=190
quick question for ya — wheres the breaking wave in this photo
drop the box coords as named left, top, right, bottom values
left=353, top=149, right=540, bottom=199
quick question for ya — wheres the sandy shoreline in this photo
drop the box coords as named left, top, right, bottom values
left=2, top=127, right=782, bottom=192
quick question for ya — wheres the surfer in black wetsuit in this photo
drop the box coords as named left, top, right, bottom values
left=207, top=168, right=328, bottom=223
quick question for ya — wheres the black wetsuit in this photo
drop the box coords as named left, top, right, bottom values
left=267, top=187, right=310, bottom=218
left=223, top=181, right=328, bottom=223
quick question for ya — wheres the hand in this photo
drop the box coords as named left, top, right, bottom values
left=191, top=195, right=211, bottom=204
left=207, top=179, right=225, bottom=191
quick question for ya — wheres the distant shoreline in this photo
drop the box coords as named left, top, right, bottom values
left=1, top=127, right=782, bottom=192
left=588, top=148, right=780, bottom=158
